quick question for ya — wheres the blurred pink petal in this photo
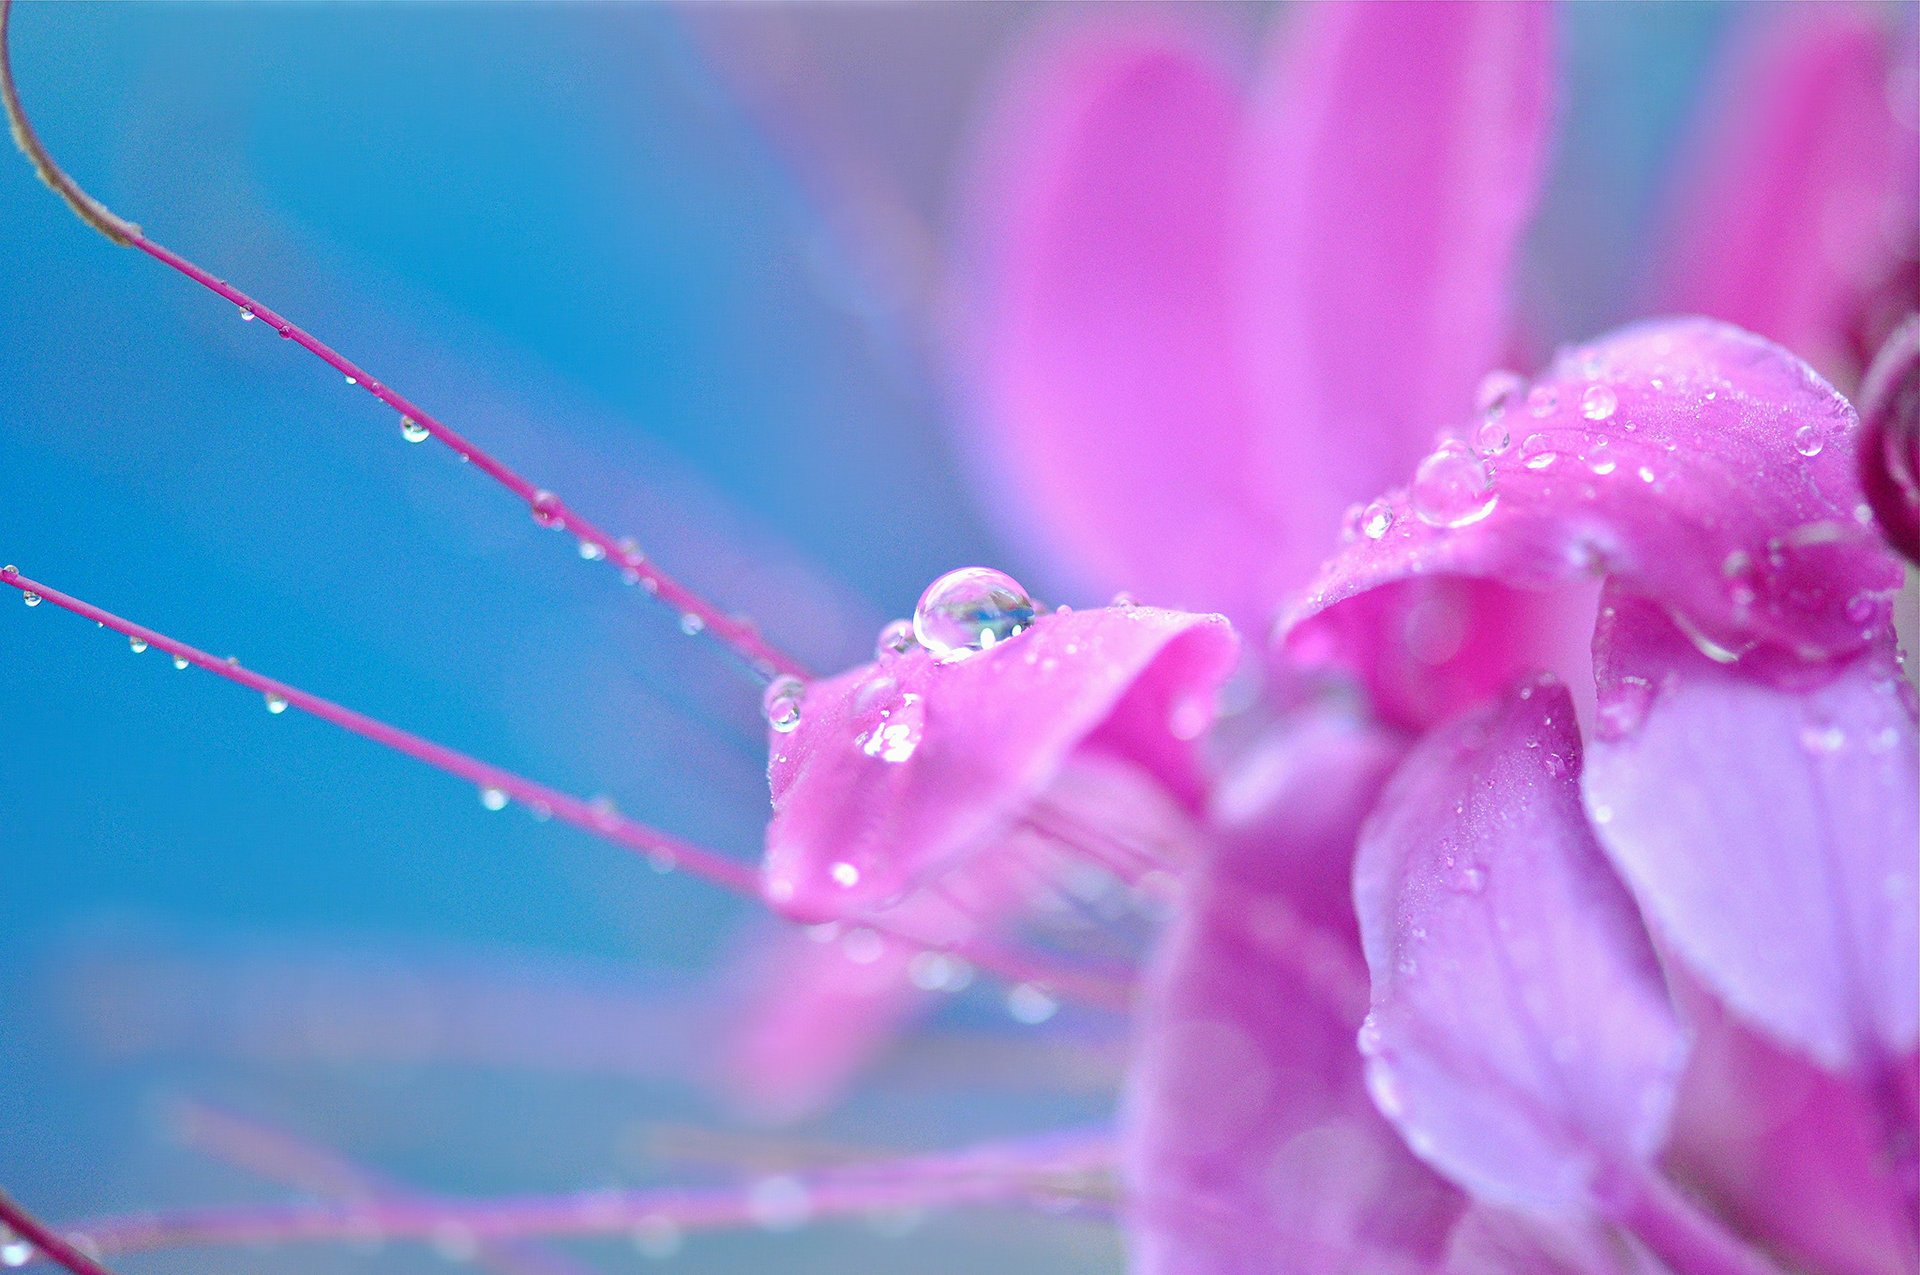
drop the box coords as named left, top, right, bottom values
left=958, top=18, right=1271, bottom=623
left=1443, top=1205, right=1666, bottom=1275
left=1353, top=678, right=1684, bottom=1219
left=1653, top=4, right=1919, bottom=380
left=1283, top=318, right=1903, bottom=683
left=1584, top=592, right=1919, bottom=1073
left=1663, top=974, right=1920, bottom=1275
left=1125, top=704, right=1462, bottom=1273
left=764, top=603, right=1236, bottom=921
left=1239, top=0, right=1555, bottom=590
left=1858, top=313, right=1920, bottom=562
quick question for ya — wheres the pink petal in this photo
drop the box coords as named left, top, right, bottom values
left=1652, top=4, right=1919, bottom=380
left=764, top=604, right=1237, bottom=922
left=1353, top=678, right=1685, bottom=1215
left=1444, top=1206, right=1666, bottom=1275
left=1858, top=313, right=1920, bottom=562
left=1282, top=319, right=1905, bottom=686
left=1125, top=704, right=1462, bottom=1273
left=1662, top=974, right=1920, bottom=1275
left=1583, top=592, right=1920, bottom=1072
left=1239, top=0, right=1556, bottom=588
left=956, top=18, right=1275, bottom=625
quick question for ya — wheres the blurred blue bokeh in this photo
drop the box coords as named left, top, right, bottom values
left=0, top=3, right=1735, bottom=1270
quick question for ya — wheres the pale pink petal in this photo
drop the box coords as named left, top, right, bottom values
left=1125, top=704, right=1461, bottom=1274
left=1652, top=4, right=1919, bottom=379
left=1662, top=973, right=1920, bottom=1275
left=1239, top=0, right=1556, bottom=588
left=1444, top=1206, right=1668, bottom=1275
left=957, top=18, right=1274, bottom=624
left=1858, top=313, right=1920, bottom=562
left=1353, top=678, right=1685, bottom=1215
left=1583, top=592, right=1919, bottom=1072
left=764, top=604, right=1237, bottom=922
left=1282, top=319, right=1904, bottom=685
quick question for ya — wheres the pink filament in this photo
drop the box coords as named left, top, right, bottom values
left=60, top=1134, right=1113, bottom=1259
left=125, top=237, right=806, bottom=682
left=0, top=564, right=760, bottom=897
left=0, top=1191, right=116, bottom=1275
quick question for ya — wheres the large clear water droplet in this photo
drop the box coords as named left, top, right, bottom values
left=479, top=786, right=509, bottom=812
left=172, top=655, right=190, bottom=670
left=128, top=635, right=149, bottom=654
left=1580, top=384, right=1618, bottom=421
left=1586, top=437, right=1618, bottom=475
left=762, top=674, right=805, bottom=733
left=1411, top=441, right=1498, bottom=528
left=1794, top=424, right=1825, bottom=457
left=1521, top=433, right=1559, bottom=470
left=21, top=592, right=41, bottom=607
left=264, top=692, right=288, bottom=714
left=400, top=415, right=430, bottom=443
left=1360, top=499, right=1395, bottom=540
left=912, top=567, right=1036, bottom=657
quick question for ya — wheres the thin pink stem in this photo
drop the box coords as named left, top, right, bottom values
left=58, top=1142, right=1111, bottom=1259
left=3, top=565, right=1133, bottom=1010
left=0, top=1190, right=116, bottom=1275
left=173, top=1103, right=596, bottom=1275
left=0, top=565, right=759, bottom=897
left=0, top=0, right=802, bottom=683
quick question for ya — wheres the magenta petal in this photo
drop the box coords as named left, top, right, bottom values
left=1239, top=0, right=1555, bottom=588
left=1583, top=592, right=1919, bottom=1071
left=1858, top=313, right=1920, bottom=563
left=957, top=19, right=1275, bottom=625
left=764, top=605, right=1236, bottom=922
left=1283, top=319, right=1904, bottom=682
left=1663, top=975, right=1920, bottom=1275
left=1354, top=678, right=1685, bottom=1214
left=1653, top=4, right=1919, bottom=376
left=1125, top=704, right=1461, bottom=1273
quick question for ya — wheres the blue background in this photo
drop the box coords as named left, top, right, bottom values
left=0, top=3, right=1735, bottom=1271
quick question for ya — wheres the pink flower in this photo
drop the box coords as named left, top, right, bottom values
left=830, top=4, right=1915, bottom=1272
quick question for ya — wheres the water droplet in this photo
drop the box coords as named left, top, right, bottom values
left=1526, top=386, right=1559, bottom=417
left=529, top=490, right=563, bottom=528
left=264, top=692, right=288, bottom=714
left=747, top=1176, right=813, bottom=1231
left=1110, top=591, right=1138, bottom=608
left=1007, top=983, right=1059, bottom=1024
left=1794, top=425, right=1825, bottom=457
left=128, top=635, right=148, bottom=654
left=479, top=786, right=509, bottom=812
left=344, top=375, right=358, bottom=386
left=1360, top=499, right=1395, bottom=540
left=874, top=618, right=916, bottom=661
left=1586, top=437, right=1617, bottom=475
left=762, top=674, right=805, bottom=733
left=21, top=592, right=41, bottom=607
left=1520, top=434, right=1559, bottom=470
left=0, top=1234, right=32, bottom=1268
left=172, top=655, right=189, bottom=670
left=678, top=613, right=705, bottom=636
left=578, top=539, right=605, bottom=561
left=912, top=567, right=1037, bottom=657
left=237, top=305, right=255, bottom=322
left=399, top=415, right=429, bottom=443
left=1411, top=441, right=1498, bottom=528
left=1580, top=384, right=1618, bottom=421
left=829, top=860, right=860, bottom=888
left=1474, top=415, right=1512, bottom=456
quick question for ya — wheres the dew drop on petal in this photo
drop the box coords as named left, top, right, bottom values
left=1473, top=415, right=1512, bottom=457
left=399, top=415, right=429, bottom=443
left=1360, top=499, right=1395, bottom=540
left=1580, top=384, right=1618, bottom=421
left=529, top=490, right=563, bottom=528
left=912, top=567, right=1036, bottom=656
left=1587, top=437, right=1617, bottom=475
left=1007, top=982, right=1059, bottom=1024
left=1794, top=425, right=1825, bottom=457
left=1411, top=441, right=1498, bottom=528
left=1519, top=433, right=1559, bottom=470
left=0, top=1235, right=31, bottom=1268
left=1526, top=386, right=1559, bottom=417
left=172, top=655, right=190, bottom=670
left=874, top=618, right=916, bottom=661
left=578, top=539, right=605, bottom=561
left=21, top=592, right=41, bottom=607
left=128, top=635, right=148, bottom=654
left=344, top=375, right=358, bottom=386
left=264, top=692, right=288, bottom=714
left=479, top=786, right=509, bottom=812
left=678, top=613, right=705, bottom=636
left=237, top=305, right=255, bottom=322
left=762, top=674, right=805, bottom=733
left=829, top=860, right=860, bottom=888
